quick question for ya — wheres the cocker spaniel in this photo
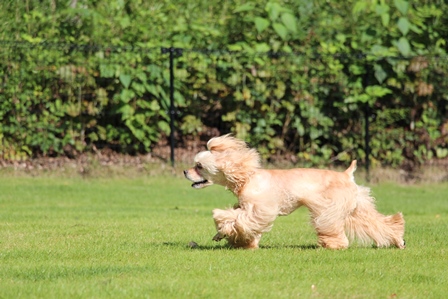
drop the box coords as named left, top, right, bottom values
left=184, top=134, right=405, bottom=249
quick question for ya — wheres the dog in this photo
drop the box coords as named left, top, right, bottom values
left=184, top=134, right=405, bottom=249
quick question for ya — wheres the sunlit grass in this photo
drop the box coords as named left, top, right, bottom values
left=0, top=173, right=447, bottom=298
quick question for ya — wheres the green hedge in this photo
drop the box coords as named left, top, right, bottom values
left=0, top=43, right=171, bottom=158
left=0, top=0, right=447, bottom=166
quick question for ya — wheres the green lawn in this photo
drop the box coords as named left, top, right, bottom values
left=0, top=173, right=447, bottom=298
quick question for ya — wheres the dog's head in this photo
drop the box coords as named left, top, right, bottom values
left=183, top=150, right=221, bottom=189
left=183, top=134, right=260, bottom=192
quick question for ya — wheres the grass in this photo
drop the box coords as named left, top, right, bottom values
left=0, top=172, right=447, bottom=299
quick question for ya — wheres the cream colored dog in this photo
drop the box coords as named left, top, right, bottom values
left=184, top=134, right=405, bottom=249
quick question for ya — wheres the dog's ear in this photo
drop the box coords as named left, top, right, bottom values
left=207, top=134, right=248, bottom=153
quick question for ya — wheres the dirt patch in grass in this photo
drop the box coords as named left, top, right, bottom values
left=1, top=140, right=447, bottom=183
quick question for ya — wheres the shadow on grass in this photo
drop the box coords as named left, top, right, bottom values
left=159, top=241, right=229, bottom=250
left=260, top=244, right=319, bottom=250
left=160, top=241, right=319, bottom=251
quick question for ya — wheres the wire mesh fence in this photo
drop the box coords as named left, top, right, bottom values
left=1, top=41, right=447, bottom=173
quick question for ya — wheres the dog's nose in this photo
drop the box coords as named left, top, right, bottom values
left=183, top=170, right=188, bottom=176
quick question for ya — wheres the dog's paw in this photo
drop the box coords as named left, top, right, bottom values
left=212, top=232, right=226, bottom=242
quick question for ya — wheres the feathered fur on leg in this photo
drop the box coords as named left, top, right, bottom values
left=345, top=186, right=405, bottom=248
left=212, top=204, right=276, bottom=249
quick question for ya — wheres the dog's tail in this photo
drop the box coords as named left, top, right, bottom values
left=345, top=186, right=405, bottom=249
left=344, top=160, right=357, bottom=181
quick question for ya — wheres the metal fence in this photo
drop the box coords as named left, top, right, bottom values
left=1, top=41, right=447, bottom=178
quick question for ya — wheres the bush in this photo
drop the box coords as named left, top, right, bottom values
left=0, top=0, right=447, bottom=167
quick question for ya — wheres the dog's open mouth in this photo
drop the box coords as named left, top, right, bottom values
left=191, top=180, right=209, bottom=188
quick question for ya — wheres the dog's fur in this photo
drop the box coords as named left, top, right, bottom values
left=184, top=134, right=405, bottom=250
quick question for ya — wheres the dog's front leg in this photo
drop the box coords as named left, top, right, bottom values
left=212, top=204, right=241, bottom=242
left=212, top=208, right=235, bottom=243
left=212, top=207, right=271, bottom=249
left=212, top=231, right=226, bottom=242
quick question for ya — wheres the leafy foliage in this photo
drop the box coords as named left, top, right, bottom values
left=0, top=0, right=447, bottom=167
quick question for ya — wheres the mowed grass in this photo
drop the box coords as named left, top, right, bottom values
left=0, top=172, right=447, bottom=299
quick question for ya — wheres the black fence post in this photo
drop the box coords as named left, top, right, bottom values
left=364, top=103, right=371, bottom=182
left=161, top=47, right=183, bottom=167
left=363, top=64, right=371, bottom=182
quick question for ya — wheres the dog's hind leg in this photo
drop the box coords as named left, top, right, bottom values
left=313, top=217, right=349, bottom=249
left=345, top=186, right=405, bottom=249
left=309, top=193, right=354, bottom=249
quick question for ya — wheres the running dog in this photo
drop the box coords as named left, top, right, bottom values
left=184, top=134, right=405, bottom=249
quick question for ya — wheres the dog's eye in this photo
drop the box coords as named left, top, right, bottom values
left=196, top=163, right=203, bottom=170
